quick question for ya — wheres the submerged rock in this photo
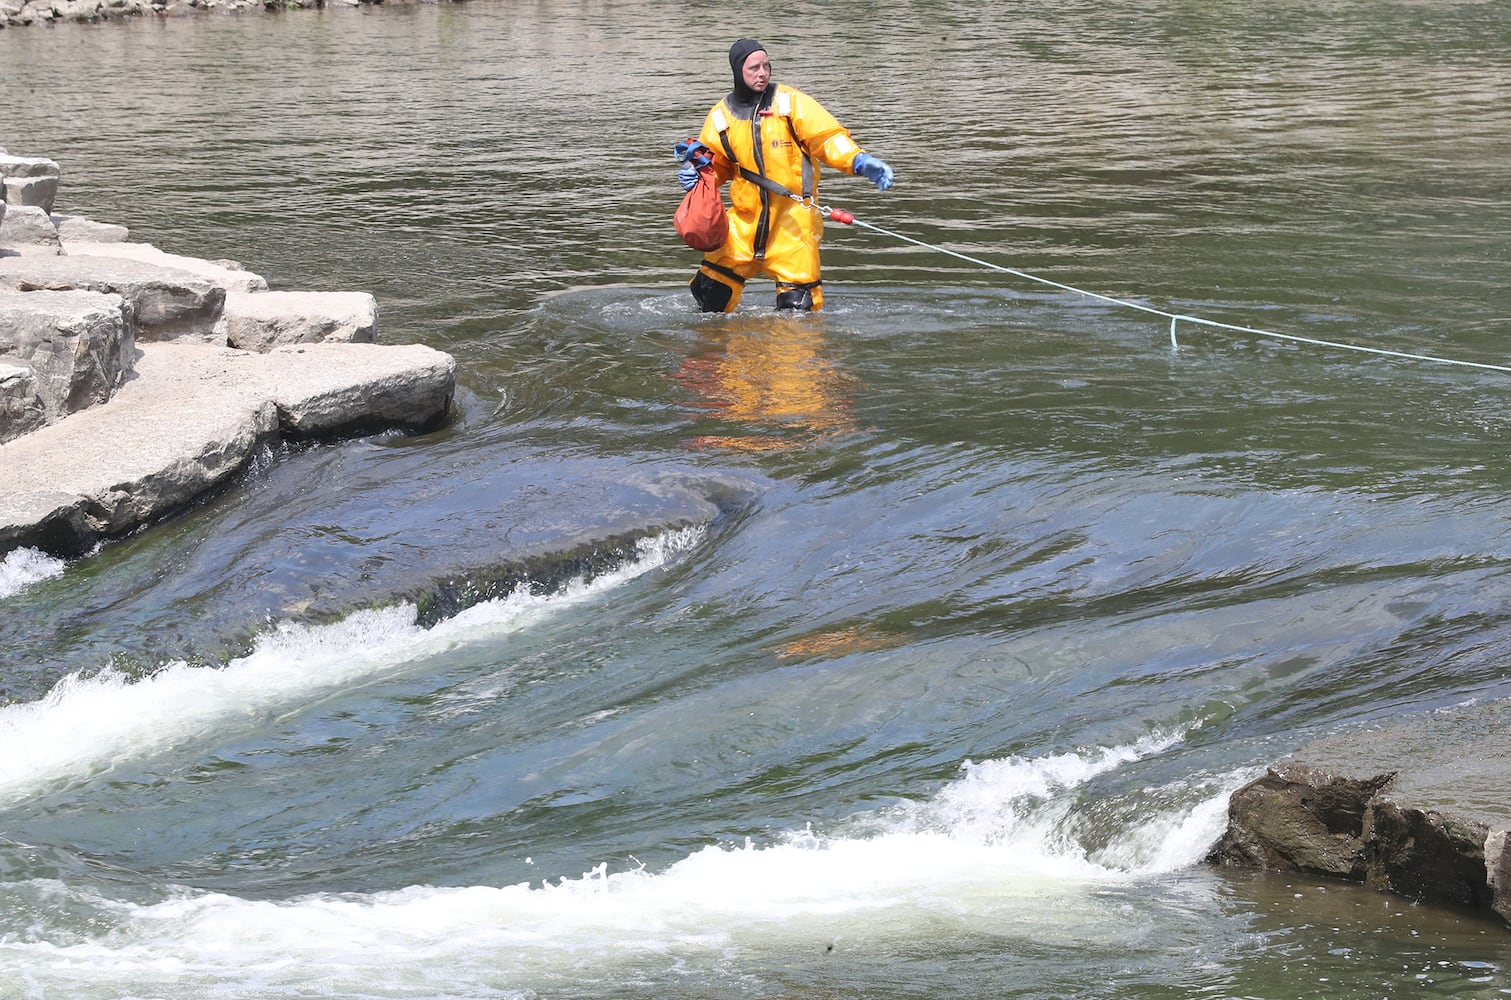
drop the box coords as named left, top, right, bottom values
left=1208, top=700, right=1511, bottom=927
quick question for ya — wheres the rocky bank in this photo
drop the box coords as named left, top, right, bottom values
left=0, top=0, right=421, bottom=29
left=0, top=150, right=456, bottom=556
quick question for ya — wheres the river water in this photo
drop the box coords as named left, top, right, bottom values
left=3, top=2, right=1511, bottom=997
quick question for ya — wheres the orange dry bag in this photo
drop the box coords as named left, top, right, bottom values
left=674, top=166, right=727, bottom=252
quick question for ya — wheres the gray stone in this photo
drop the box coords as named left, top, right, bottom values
left=3, top=0, right=37, bottom=22
left=0, top=346, right=279, bottom=550
left=0, top=365, right=40, bottom=436
left=0, top=154, right=60, bottom=184
left=51, top=212, right=129, bottom=243
left=64, top=240, right=267, bottom=293
left=0, top=288, right=134, bottom=444
left=3, top=175, right=59, bottom=214
left=0, top=254, right=226, bottom=341
left=0, top=340, right=455, bottom=555
left=1207, top=763, right=1392, bottom=880
left=1208, top=700, right=1511, bottom=927
left=223, top=289, right=377, bottom=352
left=260, top=341, right=452, bottom=437
left=1366, top=797, right=1496, bottom=913
left=53, top=0, right=103, bottom=20
left=0, top=204, right=64, bottom=256
left=1489, top=830, right=1511, bottom=925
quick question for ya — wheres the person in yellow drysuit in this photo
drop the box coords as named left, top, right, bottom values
left=678, top=38, right=895, bottom=313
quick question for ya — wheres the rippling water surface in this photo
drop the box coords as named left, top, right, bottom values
left=3, top=2, right=1511, bottom=997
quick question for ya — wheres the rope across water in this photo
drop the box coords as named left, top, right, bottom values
left=837, top=213, right=1511, bottom=377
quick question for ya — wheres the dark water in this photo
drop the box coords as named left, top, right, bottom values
left=3, top=2, right=1511, bottom=996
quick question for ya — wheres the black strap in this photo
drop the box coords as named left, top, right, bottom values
left=783, top=115, right=815, bottom=200
left=718, top=124, right=804, bottom=203
left=737, top=165, right=801, bottom=202
left=699, top=259, right=748, bottom=284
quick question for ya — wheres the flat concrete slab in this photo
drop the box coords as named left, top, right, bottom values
left=64, top=240, right=268, bottom=294
left=0, top=340, right=455, bottom=554
left=0, top=254, right=225, bottom=341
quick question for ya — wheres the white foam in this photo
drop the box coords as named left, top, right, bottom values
left=0, top=546, right=66, bottom=600
left=0, top=525, right=1254, bottom=995
left=918, top=731, right=1187, bottom=846
left=0, top=729, right=1248, bottom=996
left=0, top=527, right=705, bottom=806
left=1094, top=775, right=1249, bottom=873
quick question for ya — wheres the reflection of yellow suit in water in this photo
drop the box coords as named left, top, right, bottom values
left=672, top=319, right=856, bottom=452
left=691, top=84, right=864, bottom=313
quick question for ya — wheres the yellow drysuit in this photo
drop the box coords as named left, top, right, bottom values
left=691, top=84, right=864, bottom=312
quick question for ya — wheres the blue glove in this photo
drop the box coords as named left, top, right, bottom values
left=852, top=152, right=894, bottom=191
left=674, top=138, right=714, bottom=192
left=674, top=139, right=713, bottom=167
